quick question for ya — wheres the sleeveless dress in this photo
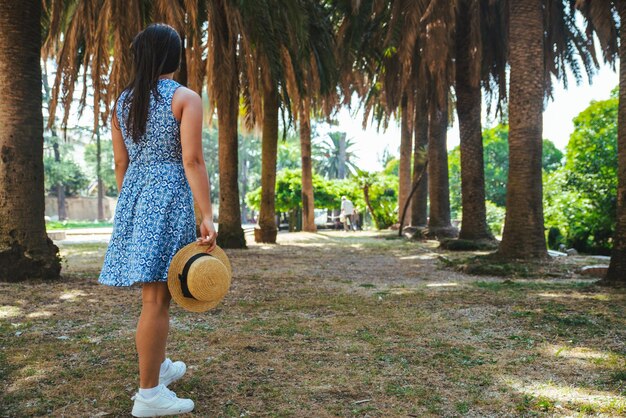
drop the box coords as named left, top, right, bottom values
left=99, top=79, right=196, bottom=287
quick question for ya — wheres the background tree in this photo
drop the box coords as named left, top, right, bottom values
left=544, top=90, right=617, bottom=253
left=313, top=132, right=359, bottom=179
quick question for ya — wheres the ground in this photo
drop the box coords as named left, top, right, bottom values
left=1, top=230, right=625, bottom=417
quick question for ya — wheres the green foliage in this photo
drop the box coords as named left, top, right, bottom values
left=43, top=155, right=89, bottom=197
left=544, top=94, right=618, bottom=253
left=382, top=157, right=399, bottom=176
left=246, top=169, right=338, bottom=213
left=448, top=124, right=563, bottom=219
left=246, top=168, right=398, bottom=230
left=353, top=170, right=398, bottom=229
left=84, top=139, right=117, bottom=196
left=312, top=131, right=360, bottom=179
left=485, top=200, right=505, bottom=236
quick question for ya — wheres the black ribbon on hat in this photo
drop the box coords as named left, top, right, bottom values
left=178, top=253, right=213, bottom=299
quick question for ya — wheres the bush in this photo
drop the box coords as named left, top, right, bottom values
left=543, top=91, right=618, bottom=254
left=485, top=200, right=505, bottom=236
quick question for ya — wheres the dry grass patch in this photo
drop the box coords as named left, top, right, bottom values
left=1, top=231, right=625, bottom=417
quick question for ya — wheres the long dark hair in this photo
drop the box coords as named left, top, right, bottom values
left=123, top=24, right=181, bottom=142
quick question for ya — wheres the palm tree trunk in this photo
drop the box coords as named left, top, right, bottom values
left=300, top=104, right=317, bottom=232
left=52, top=140, right=67, bottom=221
left=427, top=98, right=456, bottom=238
left=456, top=1, right=493, bottom=241
left=216, top=53, right=246, bottom=249
left=338, top=133, right=347, bottom=179
left=399, top=94, right=413, bottom=225
left=96, top=127, right=105, bottom=221
left=362, top=184, right=379, bottom=230
left=606, top=0, right=626, bottom=283
left=411, top=96, right=428, bottom=227
left=254, top=84, right=279, bottom=243
left=0, top=0, right=61, bottom=281
left=498, top=0, right=547, bottom=259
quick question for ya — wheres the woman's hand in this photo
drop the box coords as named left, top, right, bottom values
left=198, top=217, right=218, bottom=252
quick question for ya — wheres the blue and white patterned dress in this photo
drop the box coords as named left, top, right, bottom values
left=99, top=79, right=196, bottom=286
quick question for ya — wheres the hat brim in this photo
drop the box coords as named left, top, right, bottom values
left=167, top=242, right=232, bottom=313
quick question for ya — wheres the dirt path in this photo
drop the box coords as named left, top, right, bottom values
left=1, top=231, right=625, bottom=417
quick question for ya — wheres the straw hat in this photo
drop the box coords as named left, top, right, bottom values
left=167, top=242, right=232, bottom=312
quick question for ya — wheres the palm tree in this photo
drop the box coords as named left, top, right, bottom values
left=498, top=0, right=599, bottom=259
left=411, top=94, right=428, bottom=227
left=206, top=0, right=246, bottom=248
left=398, top=94, right=413, bottom=224
left=454, top=0, right=495, bottom=241
left=293, top=0, right=338, bottom=233
left=608, top=0, right=626, bottom=283
left=313, top=132, right=360, bottom=179
left=497, top=0, right=546, bottom=259
left=0, top=0, right=61, bottom=281
left=576, top=0, right=622, bottom=282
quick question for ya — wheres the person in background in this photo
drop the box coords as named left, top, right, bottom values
left=341, top=196, right=356, bottom=231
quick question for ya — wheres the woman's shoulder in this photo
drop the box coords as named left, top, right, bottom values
left=172, top=86, right=202, bottom=108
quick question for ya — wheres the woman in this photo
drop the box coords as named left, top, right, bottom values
left=99, top=24, right=216, bottom=417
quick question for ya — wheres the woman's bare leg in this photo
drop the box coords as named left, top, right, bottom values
left=136, top=282, right=171, bottom=388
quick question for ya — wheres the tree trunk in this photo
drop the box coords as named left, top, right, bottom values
left=216, top=51, right=246, bottom=249
left=498, top=0, right=547, bottom=259
left=96, top=127, right=105, bottom=221
left=605, top=0, right=626, bottom=283
left=240, top=158, right=248, bottom=224
left=427, top=98, right=456, bottom=238
left=0, top=0, right=61, bottom=281
left=399, top=94, right=413, bottom=225
left=363, top=184, right=379, bottom=230
left=254, top=84, right=279, bottom=243
left=338, top=133, right=347, bottom=179
left=456, top=0, right=493, bottom=241
left=300, top=104, right=317, bottom=232
left=411, top=95, right=428, bottom=226
left=52, top=140, right=67, bottom=221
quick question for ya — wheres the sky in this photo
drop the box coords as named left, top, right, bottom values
left=321, top=62, right=619, bottom=172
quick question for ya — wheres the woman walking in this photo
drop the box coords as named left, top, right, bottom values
left=99, top=24, right=216, bottom=417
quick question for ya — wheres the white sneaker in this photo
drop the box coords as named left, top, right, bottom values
left=159, top=358, right=187, bottom=387
left=131, top=384, right=194, bottom=417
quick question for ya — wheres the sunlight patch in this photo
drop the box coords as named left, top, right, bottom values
left=399, top=254, right=437, bottom=260
left=537, top=292, right=611, bottom=301
left=545, top=344, right=611, bottom=361
left=426, top=283, right=458, bottom=287
left=59, top=290, right=87, bottom=301
left=506, top=377, right=626, bottom=407
left=26, top=310, right=53, bottom=319
left=0, top=305, right=21, bottom=319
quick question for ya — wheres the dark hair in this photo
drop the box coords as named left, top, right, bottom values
left=123, top=24, right=181, bottom=142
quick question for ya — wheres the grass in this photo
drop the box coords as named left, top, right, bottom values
left=46, top=220, right=113, bottom=230
left=1, top=230, right=625, bottom=417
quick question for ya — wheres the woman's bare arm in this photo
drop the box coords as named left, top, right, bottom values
left=111, top=111, right=129, bottom=191
left=177, top=88, right=217, bottom=249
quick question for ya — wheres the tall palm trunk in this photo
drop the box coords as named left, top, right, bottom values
left=300, top=104, right=317, bottom=232
left=216, top=51, right=246, bottom=249
left=96, top=127, right=105, bottom=221
left=606, top=0, right=626, bottom=283
left=255, top=85, right=279, bottom=243
left=411, top=96, right=428, bottom=226
left=427, top=98, right=456, bottom=238
left=337, top=133, right=347, bottom=179
left=456, top=0, right=493, bottom=241
left=399, top=94, right=413, bottom=225
left=498, top=0, right=547, bottom=259
left=0, top=0, right=60, bottom=281
left=52, top=140, right=67, bottom=220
